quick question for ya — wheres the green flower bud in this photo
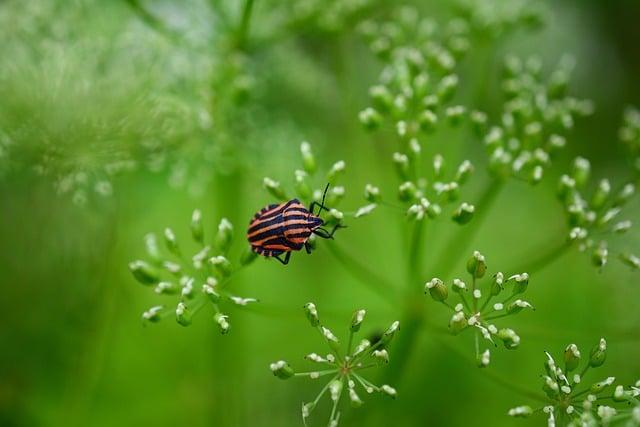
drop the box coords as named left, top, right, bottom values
left=301, top=402, right=315, bottom=423
left=393, top=152, right=410, bottom=180
left=381, top=320, right=400, bottom=345
left=466, top=251, right=487, bottom=278
left=591, top=179, right=611, bottom=209
left=614, top=183, right=635, bottom=206
left=452, top=278, right=466, bottom=293
left=364, top=184, right=381, bottom=203
left=329, top=379, right=343, bottom=401
left=418, top=110, right=438, bottom=133
left=300, top=141, right=316, bottom=174
left=423, top=95, right=439, bottom=111
left=214, top=312, right=230, bottom=334
left=142, top=305, right=164, bottom=323
left=547, top=134, right=566, bottom=153
left=497, top=328, right=520, bottom=349
left=449, top=311, right=466, bottom=335
left=425, top=278, right=448, bottom=301
left=190, top=209, right=204, bottom=244
left=590, top=376, right=615, bottom=394
left=509, top=273, right=529, bottom=295
left=240, top=245, right=258, bottom=266
left=351, top=309, right=366, bottom=332
left=359, top=107, right=383, bottom=130
left=355, top=204, right=377, bottom=218
left=508, top=406, right=533, bottom=418
left=202, top=282, right=221, bottom=303
left=327, top=160, right=346, bottom=184
left=349, top=386, right=363, bottom=408
left=214, top=218, right=233, bottom=254
left=507, top=299, right=534, bottom=315
left=381, top=384, right=397, bottom=399
left=613, top=385, right=634, bottom=402
left=263, top=177, right=287, bottom=200
left=571, top=157, right=591, bottom=188
left=437, top=74, right=458, bottom=102
left=455, top=160, right=474, bottom=184
left=564, top=344, right=581, bottom=372
left=589, top=338, right=607, bottom=367
left=491, top=272, right=504, bottom=296
left=369, top=85, right=394, bottom=112
left=143, top=233, right=162, bottom=263
left=270, top=360, right=294, bottom=379
left=164, top=228, right=180, bottom=255
left=294, top=170, right=312, bottom=200
left=304, top=302, right=320, bottom=327
left=478, top=349, right=490, bottom=368
left=591, top=245, right=608, bottom=268
left=129, top=260, right=159, bottom=285
left=470, top=111, right=488, bottom=136
left=446, top=105, right=466, bottom=126
left=452, top=202, right=475, bottom=225
left=620, top=253, right=640, bottom=270
left=322, top=326, right=340, bottom=353
left=209, top=256, right=232, bottom=277
left=175, top=302, right=191, bottom=327
left=398, top=181, right=417, bottom=202
left=372, top=349, right=389, bottom=364
left=352, top=339, right=371, bottom=357
left=154, top=281, right=178, bottom=295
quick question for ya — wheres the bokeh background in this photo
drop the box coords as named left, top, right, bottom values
left=1, top=0, right=639, bottom=426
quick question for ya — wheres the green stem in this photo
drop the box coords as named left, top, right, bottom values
left=384, top=180, right=505, bottom=384
left=237, top=0, right=255, bottom=49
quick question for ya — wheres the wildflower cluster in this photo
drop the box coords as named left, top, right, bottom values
left=281, top=0, right=377, bottom=36
left=270, top=303, right=399, bottom=426
left=129, top=210, right=258, bottom=332
left=453, top=0, right=547, bottom=37
left=476, top=55, right=594, bottom=184
left=618, top=106, right=640, bottom=173
left=425, top=251, right=533, bottom=367
left=557, top=157, right=638, bottom=270
left=509, top=339, right=640, bottom=426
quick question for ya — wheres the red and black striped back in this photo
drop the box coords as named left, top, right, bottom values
left=247, top=199, right=322, bottom=257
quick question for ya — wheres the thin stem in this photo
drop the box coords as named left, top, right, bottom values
left=295, top=369, right=338, bottom=378
left=123, top=0, right=183, bottom=44
left=328, top=378, right=343, bottom=425
left=347, top=330, right=354, bottom=357
left=236, top=0, right=255, bottom=49
left=325, top=241, right=398, bottom=307
left=313, top=375, right=339, bottom=405
left=471, top=276, right=478, bottom=312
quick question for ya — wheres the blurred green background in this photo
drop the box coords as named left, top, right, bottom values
left=1, top=0, right=639, bottom=426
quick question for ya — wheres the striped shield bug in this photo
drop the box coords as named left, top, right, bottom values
left=247, top=184, right=346, bottom=265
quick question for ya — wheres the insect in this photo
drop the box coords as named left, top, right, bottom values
left=247, top=184, right=345, bottom=265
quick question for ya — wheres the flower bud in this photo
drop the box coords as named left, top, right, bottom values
left=571, top=157, right=591, bottom=188
left=154, top=281, right=178, bottom=295
left=470, top=111, right=488, bottom=136
left=369, top=85, right=394, bottom=112
left=353, top=339, right=371, bottom=357
left=300, top=141, right=316, bottom=174
left=425, top=278, right=448, bottom=301
left=349, top=387, right=363, bottom=407
left=449, top=311, right=466, bottom=335
left=373, top=349, right=389, bottom=364
left=209, top=256, right=232, bottom=277
left=508, top=406, right=533, bottom=418
left=399, top=181, right=417, bottom=202
left=478, top=349, right=490, bottom=368
left=452, top=278, right=466, bottom=293
left=143, top=233, right=162, bottom=263
left=215, top=218, right=233, bottom=254
left=175, top=302, right=191, bottom=327
left=304, top=302, right=320, bottom=327
left=491, top=272, right=504, bottom=296
left=322, top=327, right=340, bottom=352
left=507, top=300, right=534, bottom=314
left=263, top=177, right=287, bottom=200
left=129, top=260, right=160, bottom=285
left=190, top=210, right=204, bottom=244
left=329, top=379, right=343, bottom=401
left=563, top=344, right=581, bottom=372
left=393, top=152, right=410, bottom=180
left=381, top=384, right=397, bottom=399
left=418, top=110, right=438, bottom=133
left=620, top=253, right=640, bottom=270
left=270, top=360, right=294, bottom=379
left=437, top=74, right=458, bottom=102
left=142, top=305, right=164, bottom=323
left=591, top=245, right=608, bottom=268
left=446, top=105, right=466, bottom=126
left=164, top=228, right=179, bottom=255
left=455, top=160, right=474, bottom=184
left=497, top=328, right=520, bottom=349
left=202, top=281, right=220, bottom=302
left=591, top=179, right=611, bottom=209
left=364, top=184, right=381, bottom=202
left=301, top=402, right=315, bottom=422
left=590, top=376, right=615, bottom=394
left=381, top=320, right=400, bottom=344
left=327, top=160, right=346, bottom=184
left=214, top=312, right=230, bottom=334
left=294, top=170, right=312, bottom=200
left=614, top=183, right=635, bottom=206
left=351, top=309, right=366, bottom=332
left=466, top=251, right=487, bottom=278
left=452, top=202, right=475, bottom=225
left=589, top=338, right=607, bottom=367
left=509, top=273, right=529, bottom=295
left=359, top=107, right=383, bottom=130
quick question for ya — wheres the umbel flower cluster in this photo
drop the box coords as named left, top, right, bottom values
left=129, top=210, right=258, bottom=333
left=270, top=303, right=400, bottom=427
left=557, top=157, right=638, bottom=270
left=618, top=106, right=640, bottom=173
left=477, top=55, right=594, bottom=185
left=425, top=251, right=533, bottom=367
left=509, top=339, right=640, bottom=426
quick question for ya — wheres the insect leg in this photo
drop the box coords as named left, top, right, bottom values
left=304, top=242, right=313, bottom=254
left=274, top=252, right=291, bottom=265
left=309, top=183, right=331, bottom=215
